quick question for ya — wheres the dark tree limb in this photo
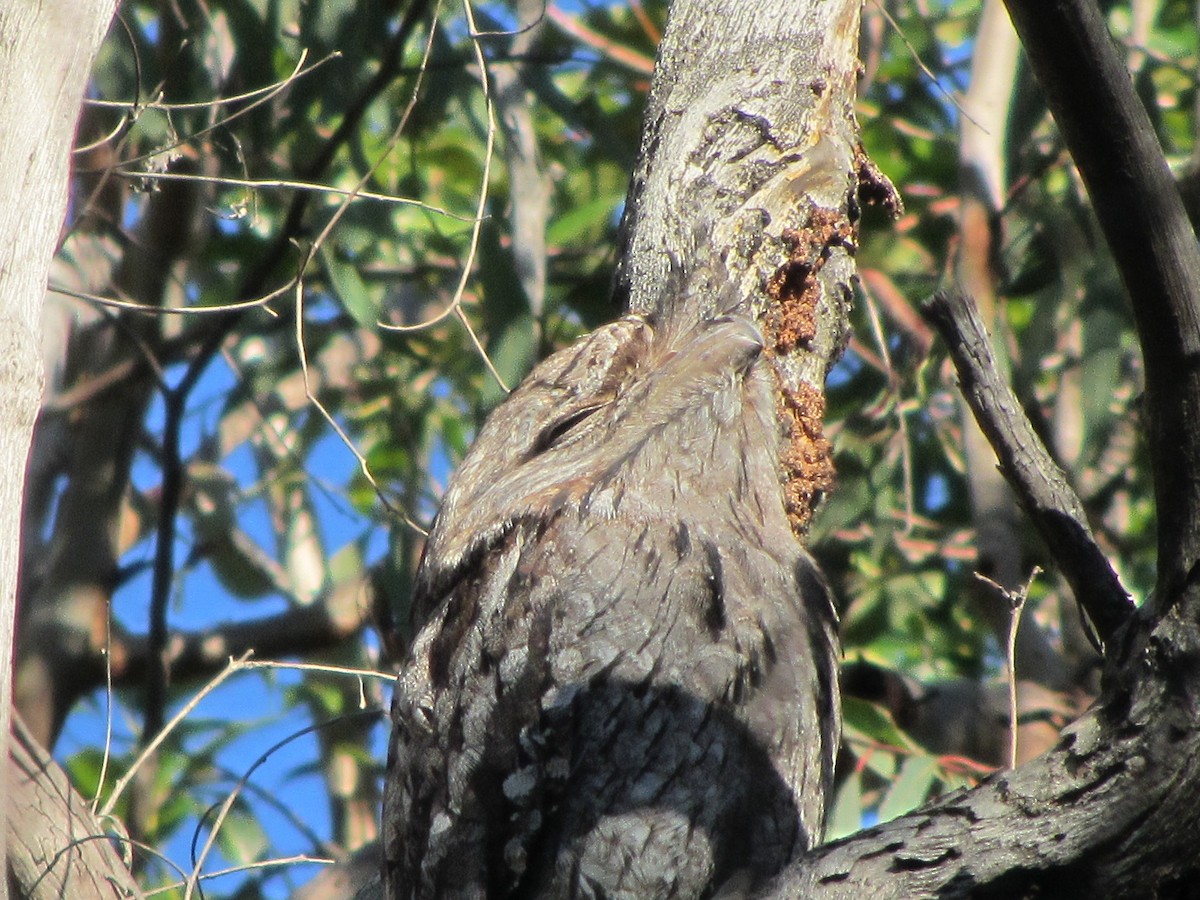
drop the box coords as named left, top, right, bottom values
left=1001, top=0, right=1200, bottom=611
left=952, top=3, right=1068, bottom=692
left=922, top=289, right=1133, bottom=645
left=759, top=557, right=1200, bottom=899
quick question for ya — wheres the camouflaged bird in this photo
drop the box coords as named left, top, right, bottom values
left=382, top=312, right=840, bottom=900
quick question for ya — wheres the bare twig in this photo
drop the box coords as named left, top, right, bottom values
left=378, top=0, right=510, bottom=393
left=183, top=708, right=382, bottom=900
left=145, top=855, right=335, bottom=897
left=976, top=566, right=1042, bottom=768
left=78, top=50, right=339, bottom=172
left=101, top=652, right=254, bottom=819
left=82, top=49, right=333, bottom=115
left=922, top=289, right=1133, bottom=645
left=290, top=4, right=442, bottom=536
left=133, top=0, right=436, bottom=747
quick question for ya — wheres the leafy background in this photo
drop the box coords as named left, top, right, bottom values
left=23, top=0, right=1197, bottom=895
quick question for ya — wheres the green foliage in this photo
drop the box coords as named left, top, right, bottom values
left=816, top=0, right=1192, bottom=825
left=40, top=0, right=1197, bottom=895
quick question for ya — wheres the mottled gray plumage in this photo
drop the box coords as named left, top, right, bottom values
left=383, top=313, right=840, bottom=900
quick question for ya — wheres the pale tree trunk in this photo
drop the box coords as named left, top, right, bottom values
left=9, top=715, right=143, bottom=899
left=614, top=0, right=875, bottom=548
left=0, top=2, right=117, bottom=895
left=615, top=0, right=865, bottom=425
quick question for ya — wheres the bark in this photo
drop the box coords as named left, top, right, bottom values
left=759, top=610, right=1200, bottom=898
left=923, top=290, right=1133, bottom=644
left=1002, top=0, right=1200, bottom=610
left=615, top=0, right=879, bottom=543
left=7, top=714, right=142, bottom=900
left=614, top=0, right=866, bottom=420
left=755, top=290, right=1186, bottom=895
left=0, top=1, right=118, bottom=894
left=382, top=1, right=868, bottom=897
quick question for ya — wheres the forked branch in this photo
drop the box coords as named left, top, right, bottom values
left=922, top=289, right=1133, bottom=645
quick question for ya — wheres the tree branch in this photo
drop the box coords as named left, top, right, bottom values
left=115, top=574, right=374, bottom=691
left=922, top=289, right=1133, bottom=645
left=954, top=0, right=1066, bottom=690
left=763, top=583, right=1200, bottom=897
left=8, top=714, right=143, bottom=899
left=1001, top=0, right=1200, bottom=610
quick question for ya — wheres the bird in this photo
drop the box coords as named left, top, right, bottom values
left=382, top=309, right=840, bottom=899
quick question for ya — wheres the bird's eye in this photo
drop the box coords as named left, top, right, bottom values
left=532, top=404, right=603, bottom=455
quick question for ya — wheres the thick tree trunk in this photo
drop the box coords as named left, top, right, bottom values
left=0, top=2, right=118, bottom=895
left=384, top=0, right=1200, bottom=896
left=615, top=0, right=867, bottom=470
left=382, top=1, right=869, bottom=898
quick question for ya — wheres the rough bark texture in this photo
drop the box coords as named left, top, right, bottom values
left=752, top=0, right=1200, bottom=890
left=380, top=2, right=871, bottom=897
left=758, top=610, right=1200, bottom=898
left=0, top=2, right=118, bottom=894
left=380, top=2, right=869, bottom=897
left=8, top=715, right=142, bottom=900
left=614, top=2, right=870, bottom=523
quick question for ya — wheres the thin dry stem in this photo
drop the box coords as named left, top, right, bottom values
left=975, top=566, right=1042, bottom=768
left=99, top=651, right=255, bottom=819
